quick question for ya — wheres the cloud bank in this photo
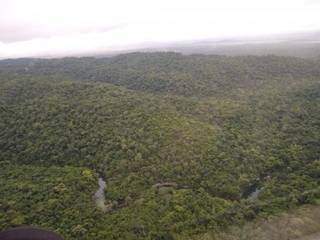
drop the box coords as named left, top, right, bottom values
left=0, top=0, right=320, bottom=58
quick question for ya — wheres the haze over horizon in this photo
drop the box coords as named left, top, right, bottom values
left=1, top=0, right=320, bottom=59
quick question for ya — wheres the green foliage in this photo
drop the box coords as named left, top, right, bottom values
left=0, top=53, right=319, bottom=239
left=0, top=163, right=99, bottom=239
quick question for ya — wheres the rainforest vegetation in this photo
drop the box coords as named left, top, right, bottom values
left=0, top=52, right=320, bottom=239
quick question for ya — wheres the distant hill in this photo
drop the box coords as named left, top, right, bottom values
left=135, top=31, right=320, bottom=58
left=2, top=31, right=320, bottom=60
left=83, top=31, right=320, bottom=59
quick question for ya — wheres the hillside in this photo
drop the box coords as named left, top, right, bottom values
left=0, top=53, right=320, bottom=239
left=197, top=205, right=320, bottom=240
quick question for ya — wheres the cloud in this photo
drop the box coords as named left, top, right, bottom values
left=0, top=0, right=319, bottom=58
left=304, top=0, right=320, bottom=5
left=0, top=23, right=127, bottom=43
left=0, top=0, right=130, bottom=43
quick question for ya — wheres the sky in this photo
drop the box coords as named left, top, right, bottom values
left=0, top=0, right=320, bottom=59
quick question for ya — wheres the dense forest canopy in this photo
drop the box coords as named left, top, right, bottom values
left=0, top=52, right=320, bottom=239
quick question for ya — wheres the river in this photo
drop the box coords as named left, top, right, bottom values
left=94, top=177, right=107, bottom=212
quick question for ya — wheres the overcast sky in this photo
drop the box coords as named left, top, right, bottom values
left=0, top=0, right=320, bottom=59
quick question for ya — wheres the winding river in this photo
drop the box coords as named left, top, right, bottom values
left=94, top=178, right=107, bottom=212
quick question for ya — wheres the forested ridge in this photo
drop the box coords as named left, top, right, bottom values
left=0, top=53, right=320, bottom=239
